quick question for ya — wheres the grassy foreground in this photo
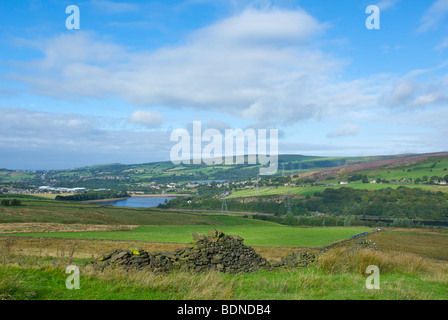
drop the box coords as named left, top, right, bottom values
left=1, top=241, right=447, bottom=300
left=1, top=228, right=447, bottom=300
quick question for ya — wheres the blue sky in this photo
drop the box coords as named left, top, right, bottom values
left=1, top=0, right=448, bottom=170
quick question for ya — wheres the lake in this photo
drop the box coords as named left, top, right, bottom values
left=103, top=196, right=175, bottom=208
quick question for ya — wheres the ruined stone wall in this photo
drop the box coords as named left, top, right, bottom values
left=88, top=229, right=374, bottom=274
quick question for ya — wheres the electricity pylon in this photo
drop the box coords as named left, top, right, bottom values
left=255, top=175, right=260, bottom=196
left=220, top=186, right=229, bottom=213
left=220, top=198, right=228, bottom=213
left=285, top=191, right=292, bottom=215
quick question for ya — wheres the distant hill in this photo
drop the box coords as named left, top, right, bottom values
left=298, top=152, right=448, bottom=182
left=1, top=152, right=447, bottom=190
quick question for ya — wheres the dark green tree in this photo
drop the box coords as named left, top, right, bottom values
left=10, top=199, right=21, bottom=206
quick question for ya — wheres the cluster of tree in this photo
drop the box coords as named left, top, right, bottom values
left=265, top=176, right=293, bottom=186
left=1, top=199, right=22, bottom=206
left=414, top=175, right=448, bottom=184
left=159, top=196, right=292, bottom=215
left=252, top=214, right=388, bottom=227
left=348, top=174, right=368, bottom=182
left=55, top=190, right=129, bottom=201
left=0, top=182, right=31, bottom=190
left=345, top=174, right=392, bottom=184
left=307, top=187, right=448, bottom=220
left=252, top=214, right=427, bottom=228
left=164, top=186, right=448, bottom=222
left=342, top=172, right=448, bottom=185
left=295, top=177, right=317, bottom=185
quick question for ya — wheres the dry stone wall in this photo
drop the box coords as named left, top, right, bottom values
left=87, top=229, right=375, bottom=274
left=90, top=229, right=273, bottom=273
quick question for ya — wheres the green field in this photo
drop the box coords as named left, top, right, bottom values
left=0, top=197, right=371, bottom=247
left=0, top=198, right=220, bottom=225
left=7, top=225, right=371, bottom=247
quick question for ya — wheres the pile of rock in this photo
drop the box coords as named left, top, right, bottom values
left=273, top=250, right=316, bottom=269
left=353, top=238, right=377, bottom=251
left=88, top=229, right=270, bottom=274
left=185, top=229, right=270, bottom=273
left=86, top=229, right=378, bottom=274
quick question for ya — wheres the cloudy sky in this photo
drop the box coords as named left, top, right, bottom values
left=1, top=0, right=448, bottom=169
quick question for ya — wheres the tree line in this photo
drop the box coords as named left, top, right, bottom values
left=306, top=187, right=448, bottom=220
left=162, top=186, right=448, bottom=222
left=1, top=199, right=22, bottom=206
left=55, top=190, right=129, bottom=201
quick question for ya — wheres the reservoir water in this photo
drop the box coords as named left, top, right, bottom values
left=103, top=196, right=174, bottom=208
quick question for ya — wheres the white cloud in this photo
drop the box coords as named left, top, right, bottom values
left=384, top=79, right=417, bottom=107
left=376, top=0, right=401, bottom=10
left=326, top=124, right=360, bottom=138
left=436, top=37, right=448, bottom=50
left=0, top=107, right=171, bottom=169
left=129, top=110, right=164, bottom=128
left=418, top=0, right=448, bottom=32
left=408, top=92, right=448, bottom=109
left=382, top=66, right=448, bottom=109
left=7, top=5, right=448, bottom=132
left=204, top=120, right=232, bottom=132
left=9, top=7, right=349, bottom=125
left=193, top=7, right=327, bottom=46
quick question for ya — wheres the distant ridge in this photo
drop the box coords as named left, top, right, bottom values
left=1, top=151, right=447, bottom=187
left=298, top=152, right=448, bottom=181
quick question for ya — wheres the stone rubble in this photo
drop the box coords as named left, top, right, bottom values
left=86, top=229, right=375, bottom=274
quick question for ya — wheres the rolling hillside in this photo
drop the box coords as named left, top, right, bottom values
left=297, top=152, right=448, bottom=183
left=1, top=153, right=440, bottom=189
